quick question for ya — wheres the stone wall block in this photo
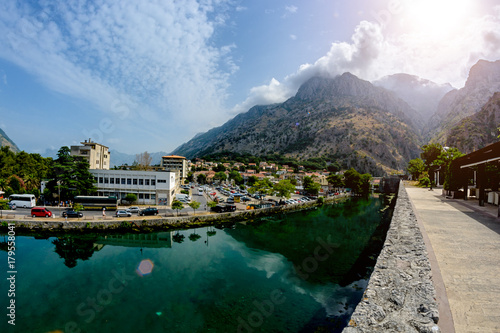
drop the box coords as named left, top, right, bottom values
left=342, top=183, right=441, bottom=333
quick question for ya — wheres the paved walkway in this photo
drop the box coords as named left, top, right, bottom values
left=405, top=184, right=500, bottom=333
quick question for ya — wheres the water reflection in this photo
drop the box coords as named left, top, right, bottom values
left=0, top=195, right=393, bottom=333
left=52, top=236, right=100, bottom=268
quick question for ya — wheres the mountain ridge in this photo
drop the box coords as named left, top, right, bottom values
left=426, top=59, right=500, bottom=143
left=172, top=73, right=423, bottom=175
left=0, top=128, right=20, bottom=153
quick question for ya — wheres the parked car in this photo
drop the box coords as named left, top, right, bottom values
left=116, top=210, right=132, bottom=217
left=139, top=207, right=158, bottom=216
left=8, top=202, right=16, bottom=210
left=128, top=206, right=140, bottom=213
left=31, top=207, right=52, bottom=218
left=62, top=209, right=83, bottom=218
left=211, top=204, right=236, bottom=213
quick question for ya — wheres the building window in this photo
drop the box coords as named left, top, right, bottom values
left=139, top=179, right=144, bottom=186
left=99, top=177, right=103, bottom=183
left=127, top=178, right=132, bottom=185
left=94, top=177, right=98, bottom=182
left=151, top=194, right=156, bottom=201
left=133, top=179, right=138, bottom=185
left=139, top=193, right=144, bottom=199
left=151, top=179, right=156, bottom=186
left=158, top=179, right=167, bottom=183
left=145, top=194, right=150, bottom=199
left=96, top=160, right=100, bottom=164
left=110, top=178, right=114, bottom=184
left=116, top=178, right=120, bottom=184
left=104, top=178, right=109, bottom=184
left=121, top=178, right=126, bottom=185
left=145, top=179, right=150, bottom=186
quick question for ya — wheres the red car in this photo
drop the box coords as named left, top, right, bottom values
left=31, top=207, right=52, bottom=218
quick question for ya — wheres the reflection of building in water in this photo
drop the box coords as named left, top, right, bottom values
left=96, top=232, right=172, bottom=248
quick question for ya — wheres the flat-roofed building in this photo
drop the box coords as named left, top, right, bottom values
left=71, top=139, right=110, bottom=170
left=161, top=155, right=188, bottom=181
left=89, top=169, right=176, bottom=205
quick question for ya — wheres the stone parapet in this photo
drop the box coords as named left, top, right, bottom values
left=343, top=183, right=441, bottom=333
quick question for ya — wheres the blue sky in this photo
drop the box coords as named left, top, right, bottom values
left=1, top=0, right=499, bottom=156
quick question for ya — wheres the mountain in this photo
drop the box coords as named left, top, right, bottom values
left=446, top=92, right=500, bottom=153
left=427, top=59, right=500, bottom=143
left=172, top=73, right=423, bottom=175
left=373, top=73, right=454, bottom=123
left=109, top=150, right=168, bottom=167
left=0, top=128, right=20, bottom=153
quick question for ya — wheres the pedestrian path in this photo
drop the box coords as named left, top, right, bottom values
left=405, top=184, right=500, bottom=333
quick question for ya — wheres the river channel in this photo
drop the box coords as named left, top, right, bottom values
left=0, top=195, right=394, bottom=333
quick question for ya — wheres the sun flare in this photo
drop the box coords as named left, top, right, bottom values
left=401, top=0, right=474, bottom=39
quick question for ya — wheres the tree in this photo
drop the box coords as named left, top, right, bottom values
left=228, top=170, right=243, bottom=185
left=273, top=179, right=296, bottom=198
left=124, top=193, right=137, bottom=204
left=344, top=168, right=372, bottom=196
left=327, top=174, right=343, bottom=192
left=197, top=173, right=207, bottom=185
left=135, top=151, right=153, bottom=171
left=359, top=173, right=372, bottom=196
left=49, top=147, right=96, bottom=201
left=207, top=201, right=217, bottom=209
left=214, top=171, right=227, bottom=183
left=188, top=201, right=201, bottom=215
left=420, top=143, right=443, bottom=185
left=247, top=175, right=258, bottom=186
left=407, top=158, right=425, bottom=180
left=435, top=148, right=464, bottom=191
left=344, top=168, right=361, bottom=194
left=171, top=200, right=184, bottom=216
left=303, top=176, right=321, bottom=196
left=249, top=179, right=272, bottom=198
left=213, top=164, right=226, bottom=172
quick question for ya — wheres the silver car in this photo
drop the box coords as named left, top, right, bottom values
left=127, top=206, right=140, bottom=213
left=115, top=210, right=132, bottom=217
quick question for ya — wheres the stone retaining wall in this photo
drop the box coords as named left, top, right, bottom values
left=1, top=197, right=341, bottom=232
left=343, top=183, right=441, bottom=333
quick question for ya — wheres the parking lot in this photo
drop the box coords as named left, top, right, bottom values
left=1, top=184, right=340, bottom=221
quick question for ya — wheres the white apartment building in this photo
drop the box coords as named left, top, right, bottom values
left=161, top=155, right=188, bottom=181
left=89, top=169, right=176, bottom=205
left=71, top=139, right=111, bottom=170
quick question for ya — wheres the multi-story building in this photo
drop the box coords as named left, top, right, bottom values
left=161, top=155, right=188, bottom=181
left=71, top=139, right=110, bottom=170
left=89, top=169, right=176, bottom=205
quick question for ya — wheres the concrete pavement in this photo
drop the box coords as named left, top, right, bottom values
left=405, top=183, right=500, bottom=333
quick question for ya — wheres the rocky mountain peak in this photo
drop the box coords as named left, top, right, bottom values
left=296, top=73, right=376, bottom=101
left=373, top=73, right=454, bottom=122
left=465, top=59, right=500, bottom=89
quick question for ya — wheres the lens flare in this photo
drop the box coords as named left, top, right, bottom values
left=136, top=259, right=154, bottom=276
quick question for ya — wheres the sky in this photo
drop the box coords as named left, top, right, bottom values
left=0, top=0, right=499, bottom=156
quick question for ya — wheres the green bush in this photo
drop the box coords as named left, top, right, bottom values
left=0, top=200, right=9, bottom=210
left=418, top=177, right=431, bottom=187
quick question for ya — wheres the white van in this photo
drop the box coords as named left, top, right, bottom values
left=175, top=193, right=191, bottom=202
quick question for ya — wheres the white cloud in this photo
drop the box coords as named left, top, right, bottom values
left=285, top=5, right=298, bottom=14
left=289, top=34, right=297, bottom=40
left=0, top=0, right=236, bottom=150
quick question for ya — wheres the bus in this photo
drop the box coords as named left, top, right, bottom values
left=9, top=194, right=36, bottom=208
left=73, top=196, right=118, bottom=211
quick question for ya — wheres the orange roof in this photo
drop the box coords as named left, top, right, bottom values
left=162, top=155, right=186, bottom=159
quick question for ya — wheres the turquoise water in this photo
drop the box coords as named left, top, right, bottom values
left=0, top=196, right=391, bottom=333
